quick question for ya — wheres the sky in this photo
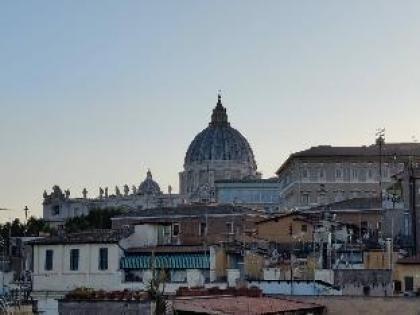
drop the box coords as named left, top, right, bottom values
left=2, top=0, right=420, bottom=220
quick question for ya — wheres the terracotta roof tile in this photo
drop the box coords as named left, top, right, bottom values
left=173, top=296, right=324, bottom=315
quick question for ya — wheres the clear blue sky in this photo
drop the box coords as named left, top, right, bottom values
left=2, top=1, right=420, bottom=220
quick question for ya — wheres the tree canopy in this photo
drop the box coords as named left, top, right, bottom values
left=64, top=208, right=124, bottom=233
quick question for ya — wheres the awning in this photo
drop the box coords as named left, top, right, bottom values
left=120, top=254, right=210, bottom=270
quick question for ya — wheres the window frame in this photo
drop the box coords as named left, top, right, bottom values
left=226, top=222, right=234, bottom=234
left=172, top=223, right=180, bottom=237
left=199, top=222, right=207, bottom=236
left=98, top=247, right=109, bottom=271
left=45, top=249, right=54, bottom=271
left=70, top=248, right=79, bottom=271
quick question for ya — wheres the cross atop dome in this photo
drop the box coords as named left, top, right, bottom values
left=210, top=91, right=230, bottom=127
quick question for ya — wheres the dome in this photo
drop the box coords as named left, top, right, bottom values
left=138, top=170, right=161, bottom=195
left=184, top=95, right=257, bottom=169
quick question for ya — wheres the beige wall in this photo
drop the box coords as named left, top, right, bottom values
left=257, top=215, right=314, bottom=243
left=394, top=264, right=420, bottom=293
left=364, top=250, right=397, bottom=270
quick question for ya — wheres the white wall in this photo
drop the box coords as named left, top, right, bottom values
left=32, top=243, right=122, bottom=292
left=263, top=268, right=282, bottom=281
left=187, top=269, right=205, bottom=287
left=120, top=225, right=159, bottom=249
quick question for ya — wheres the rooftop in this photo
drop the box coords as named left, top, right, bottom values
left=276, top=143, right=420, bottom=174
left=113, top=204, right=259, bottom=219
left=215, top=177, right=280, bottom=184
left=309, top=197, right=382, bottom=211
left=126, top=245, right=208, bottom=254
left=397, top=254, right=420, bottom=265
left=26, top=229, right=127, bottom=245
left=172, top=296, right=324, bottom=315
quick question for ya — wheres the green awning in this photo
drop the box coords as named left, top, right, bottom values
left=120, top=254, right=210, bottom=270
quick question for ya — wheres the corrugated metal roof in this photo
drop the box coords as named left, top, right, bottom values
left=120, top=254, right=210, bottom=270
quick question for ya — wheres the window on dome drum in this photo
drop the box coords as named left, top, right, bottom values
left=99, top=248, right=108, bottom=270
left=45, top=250, right=53, bottom=271
left=301, top=224, right=307, bottom=232
left=172, top=223, right=180, bottom=237
left=70, top=249, right=79, bottom=271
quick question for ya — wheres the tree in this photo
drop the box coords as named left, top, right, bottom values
left=64, top=208, right=124, bottom=232
left=26, top=217, right=52, bottom=236
left=147, top=252, right=167, bottom=315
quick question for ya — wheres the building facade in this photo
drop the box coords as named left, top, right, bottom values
left=276, top=143, right=420, bottom=210
left=111, top=204, right=262, bottom=245
left=215, top=178, right=282, bottom=212
left=43, top=170, right=185, bottom=226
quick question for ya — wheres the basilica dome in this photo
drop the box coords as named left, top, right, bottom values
left=138, top=170, right=161, bottom=195
left=184, top=95, right=257, bottom=169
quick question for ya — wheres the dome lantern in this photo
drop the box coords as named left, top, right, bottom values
left=210, top=93, right=229, bottom=127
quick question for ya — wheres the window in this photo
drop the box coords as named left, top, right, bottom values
left=45, top=250, right=53, bottom=271
left=199, top=222, right=207, bottom=236
left=335, top=169, right=342, bottom=179
left=52, top=205, right=60, bottom=216
left=352, top=169, right=358, bottom=180
left=99, top=248, right=108, bottom=270
left=301, top=194, right=309, bottom=206
left=70, top=249, right=79, bottom=271
left=394, top=280, right=402, bottom=293
left=405, top=276, right=414, bottom=292
left=172, top=223, right=180, bottom=237
left=226, top=222, right=234, bottom=234
left=301, top=224, right=307, bottom=232
left=302, top=169, right=308, bottom=179
left=319, top=169, right=325, bottom=179
left=383, top=164, right=389, bottom=178
left=318, top=194, right=326, bottom=204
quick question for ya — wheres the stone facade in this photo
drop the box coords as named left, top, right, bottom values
left=43, top=170, right=185, bottom=226
left=179, top=94, right=260, bottom=203
left=275, top=143, right=420, bottom=210
left=215, top=178, right=281, bottom=212
left=111, top=204, right=261, bottom=245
